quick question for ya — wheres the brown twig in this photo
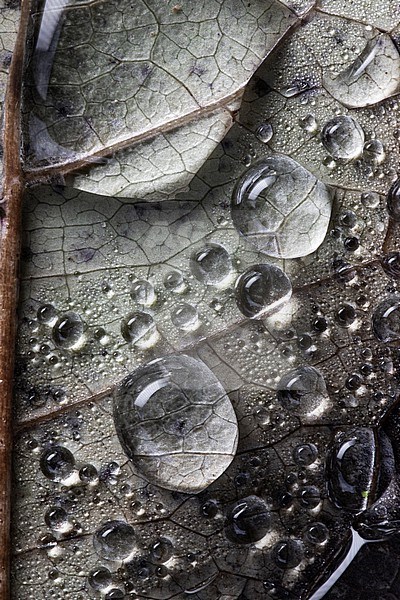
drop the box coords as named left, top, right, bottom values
left=0, top=1, right=30, bottom=597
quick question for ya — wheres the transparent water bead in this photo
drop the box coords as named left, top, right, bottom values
left=323, top=35, right=400, bottom=108
left=121, top=311, right=156, bottom=347
left=130, top=279, right=156, bottom=306
left=321, top=116, right=364, bottom=161
left=40, top=445, right=75, bottom=482
left=113, top=355, right=238, bottom=493
left=372, top=297, right=400, bottom=342
left=225, top=495, right=271, bottom=544
left=190, top=243, right=232, bottom=285
left=52, top=312, right=84, bottom=350
left=93, top=520, right=136, bottom=561
left=326, top=428, right=376, bottom=512
left=231, top=155, right=332, bottom=259
left=235, top=264, right=292, bottom=319
left=170, top=302, right=199, bottom=331
left=276, top=366, right=328, bottom=416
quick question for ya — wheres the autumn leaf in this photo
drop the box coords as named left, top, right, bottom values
left=2, top=1, right=400, bottom=599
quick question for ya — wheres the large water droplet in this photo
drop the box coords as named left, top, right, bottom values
left=40, top=446, right=75, bottom=482
left=93, top=520, right=136, bottom=561
left=372, top=297, right=400, bottom=342
left=326, top=428, right=376, bottom=512
left=113, top=355, right=238, bottom=493
left=321, top=115, right=364, bottom=160
left=52, top=312, right=84, bottom=349
left=225, top=495, right=271, bottom=544
left=190, top=243, right=232, bottom=285
left=277, top=366, right=328, bottom=416
left=121, top=312, right=156, bottom=346
left=235, top=264, right=292, bottom=319
left=323, top=35, right=400, bottom=108
left=231, top=155, right=332, bottom=258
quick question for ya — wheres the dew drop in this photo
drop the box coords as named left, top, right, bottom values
left=361, top=191, right=380, bottom=209
left=326, top=428, right=375, bottom=512
left=372, top=297, right=400, bottom=342
left=363, top=139, right=385, bottom=164
left=52, top=312, right=84, bottom=350
left=321, top=115, right=364, bottom=161
left=40, top=446, right=75, bottom=482
left=336, top=303, right=356, bottom=327
left=170, top=302, right=199, bottom=331
left=130, top=280, right=156, bottom=306
left=231, top=155, right=332, bottom=258
left=88, top=567, right=112, bottom=591
left=235, top=264, right=292, bottom=319
left=256, top=122, right=273, bottom=143
left=93, top=520, right=136, bottom=561
left=113, top=355, right=238, bottom=493
left=44, top=506, right=70, bottom=532
left=323, top=35, right=400, bottom=108
left=37, top=303, right=57, bottom=324
left=304, top=522, right=329, bottom=545
left=277, top=366, right=328, bottom=416
left=105, top=589, right=124, bottom=599
left=382, top=252, right=400, bottom=279
left=79, top=464, right=98, bottom=484
left=387, top=179, right=400, bottom=220
left=299, top=114, right=318, bottom=134
left=225, top=495, right=271, bottom=544
left=121, top=312, right=156, bottom=346
left=272, top=539, right=303, bottom=569
left=190, top=243, right=232, bottom=285
left=293, top=443, right=318, bottom=466
left=149, top=537, right=173, bottom=564
left=164, top=269, right=186, bottom=292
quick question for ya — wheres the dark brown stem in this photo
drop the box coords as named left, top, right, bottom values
left=0, top=1, right=30, bottom=597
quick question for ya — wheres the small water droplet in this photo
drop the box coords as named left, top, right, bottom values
left=387, top=179, right=400, bottom=220
left=235, top=264, right=292, bottom=319
left=149, top=537, right=173, bottom=564
left=382, top=252, right=400, bottom=279
left=190, top=244, right=232, bottom=285
left=225, top=495, right=271, bottom=544
left=52, top=312, right=85, bottom=350
left=293, top=443, right=318, bottom=466
left=321, top=115, right=364, bottom=160
left=88, top=567, right=112, bottom=591
left=363, top=139, right=385, bottom=163
left=170, top=303, right=199, bottom=331
left=372, top=297, right=400, bottom=342
left=277, top=366, right=328, bottom=416
left=256, top=122, right=273, bottom=143
left=130, top=280, right=156, bottom=306
left=93, top=520, right=136, bottom=561
left=37, top=304, right=57, bottom=324
left=40, top=446, right=75, bottom=482
left=121, top=312, right=156, bottom=346
left=272, top=539, right=303, bottom=569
